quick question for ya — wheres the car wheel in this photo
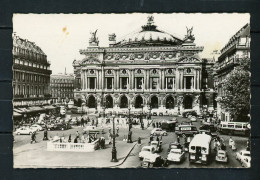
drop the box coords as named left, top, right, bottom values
left=61, top=128, right=64, bottom=131
left=163, top=132, right=167, bottom=136
left=29, top=132, right=32, bottom=135
left=17, top=132, right=20, bottom=135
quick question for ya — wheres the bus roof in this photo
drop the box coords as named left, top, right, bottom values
left=189, top=134, right=212, bottom=148
left=220, top=121, right=248, bottom=125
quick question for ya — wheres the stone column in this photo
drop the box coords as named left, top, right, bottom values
left=116, top=70, right=120, bottom=89
left=147, top=69, right=150, bottom=89
left=132, top=70, right=135, bottom=89
left=85, top=70, right=88, bottom=90
left=81, top=70, right=84, bottom=89
left=96, top=70, right=99, bottom=89
left=128, top=70, right=131, bottom=89
left=144, top=69, right=147, bottom=89
left=162, top=69, right=165, bottom=89
left=197, top=69, right=200, bottom=89
left=194, top=69, right=197, bottom=90
left=175, top=69, right=179, bottom=89
left=184, top=76, right=186, bottom=90
left=114, top=70, right=117, bottom=89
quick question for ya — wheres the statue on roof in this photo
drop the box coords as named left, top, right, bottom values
left=184, top=26, right=195, bottom=43
left=147, top=16, right=154, bottom=25
left=89, top=29, right=99, bottom=46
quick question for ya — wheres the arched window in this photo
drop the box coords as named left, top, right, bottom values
left=106, top=95, right=113, bottom=108
left=166, top=96, right=174, bottom=109
left=151, top=96, right=158, bottom=109
left=135, top=96, right=143, bottom=108
left=120, top=95, right=128, bottom=108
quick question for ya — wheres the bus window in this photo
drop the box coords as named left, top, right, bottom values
left=228, top=124, right=234, bottom=128
left=235, top=124, right=242, bottom=129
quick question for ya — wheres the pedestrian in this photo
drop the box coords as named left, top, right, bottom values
left=31, top=131, right=37, bottom=144
left=76, top=131, right=79, bottom=139
left=74, top=137, right=78, bottom=143
left=156, top=122, right=159, bottom=128
left=68, top=134, right=71, bottom=143
left=229, top=137, right=233, bottom=148
left=108, top=133, right=112, bottom=145
left=152, top=122, right=155, bottom=128
left=160, top=134, right=163, bottom=141
left=43, top=129, right=48, bottom=141
left=231, top=140, right=236, bottom=151
left=81, top=116, right=84, bottom=127
left=156, top=136, right=160, bottom=142
left=177, top=135, right=180, bottom=143
left=158, top=122, right=162, bottom=128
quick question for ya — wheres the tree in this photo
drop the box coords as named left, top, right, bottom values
left=218, top=58, right=250, bottom=122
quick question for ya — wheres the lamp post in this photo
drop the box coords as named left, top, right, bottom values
left=127, top=107, right=132, bottom=143
left=140, top=104, right=144, bottom=130
left=110, top=112, right=119, bottom=162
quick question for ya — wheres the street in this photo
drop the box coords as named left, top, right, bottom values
left=13, top=114, right=248, bottom=168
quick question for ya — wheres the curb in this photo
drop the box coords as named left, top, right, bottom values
left=107, top=142, right=137, bottom=168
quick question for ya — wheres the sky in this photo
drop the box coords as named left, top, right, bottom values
left=13, top=13, right=250, bottom=74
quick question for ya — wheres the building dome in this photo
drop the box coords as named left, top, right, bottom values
left=112, top=16, right=184, bottom=47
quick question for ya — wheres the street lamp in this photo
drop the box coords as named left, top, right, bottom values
left=140, top=104, right=144, bottom=130
left=110, top=112, right=119, bottom=162
left=127, top=107, right=132, bottom=143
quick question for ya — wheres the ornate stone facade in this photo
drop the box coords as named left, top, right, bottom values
left=73, top=17, right=215, bottom=115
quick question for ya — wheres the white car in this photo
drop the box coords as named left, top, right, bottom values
left=236, top=150, right=250, bottom=162
left=241, top=156, right=251, bottom=168
left=30, top=124, right=43, bottom=131
left=151, top=128, right=167, bottom=136
left=139, top=146, right=155, bottom=160
left=15, top=127, right=36, bottom=135
left=190, top=116, right=197, bottom=122
left=167, top=148, right=185, bottom=163
left=215, top=150, right=228, bottom=163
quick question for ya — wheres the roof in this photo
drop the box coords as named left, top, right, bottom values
left=220, top=24, right=250, bottom=54
left=189, top=134, right=212, bottom=148
left=13, top=33, right=46, bottom=56
left=112, top=16, right=184, bottom=47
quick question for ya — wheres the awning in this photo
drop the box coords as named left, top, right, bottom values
left=13, top=111, right=22, bottom=117
left=26, top=106, right=45, bottom=113
left=13, top=108, right=24, bottom=113
left=43, top=105, right=57, bottom=110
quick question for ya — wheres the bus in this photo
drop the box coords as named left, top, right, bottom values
left=175, top=124, right=198, bottom=136
left=189, top=134, right=213, bottom=164
left=218, top=122, right=250, bottom=136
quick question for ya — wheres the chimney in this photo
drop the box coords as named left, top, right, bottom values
left=109, top=33, right=116, bottom=47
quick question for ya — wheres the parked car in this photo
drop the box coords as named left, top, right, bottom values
left=30, top=124, right=43, bottom=131
left=151, top=128, right=167, bottom=136
left=167, top=148, right=185, bottom=163
left=236, top=150, right=250, bottom=162
left=15, top=127, right=36, bottom=135
left=182, top=111, right=197, bottom=118
left=215, top=150, right=228, bottom=163
left=52, top=123, right=71, bottom=131
left=199, top=124, right=217, bottom=137
left=241, top=156, right=251, bottom=168
left=150, top=141, right=162, bottom=152
left=83, top=126, right=104, bottom=134
left=141, top=153, right=167, bottom=168
left=168, top=142, right=183, bottom=152
left=139, top=146, right=155, bottom=160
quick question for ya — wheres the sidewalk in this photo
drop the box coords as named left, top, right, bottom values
left=14, top=140, right=136, bottom=168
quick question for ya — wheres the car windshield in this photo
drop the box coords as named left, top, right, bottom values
left=218, top=152, right=225, bottom=156
left=171, top=149, right=181, bottom=154
left=142, top=148, right=150, bottom=152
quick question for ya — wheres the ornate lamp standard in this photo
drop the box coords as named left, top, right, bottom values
left=140, top=104, right=144, bottom=130
left=127, top=106, right=132, bottom=143
left=110, top=112, right=119, bottom=162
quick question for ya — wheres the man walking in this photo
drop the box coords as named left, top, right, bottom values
left=31, top=131, right=37, bottom=144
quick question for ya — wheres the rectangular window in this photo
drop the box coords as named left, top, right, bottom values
left=89, top=77, right=96, bottom=89
left=150, top=77, right=158, bottom=89
left=106, top=77, right=113, bottom=89
left=136, top=77, right=144, bottom=89
left=121, top=77, right=128, bottom=89
left=166, top=77, right=173, bottom=89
